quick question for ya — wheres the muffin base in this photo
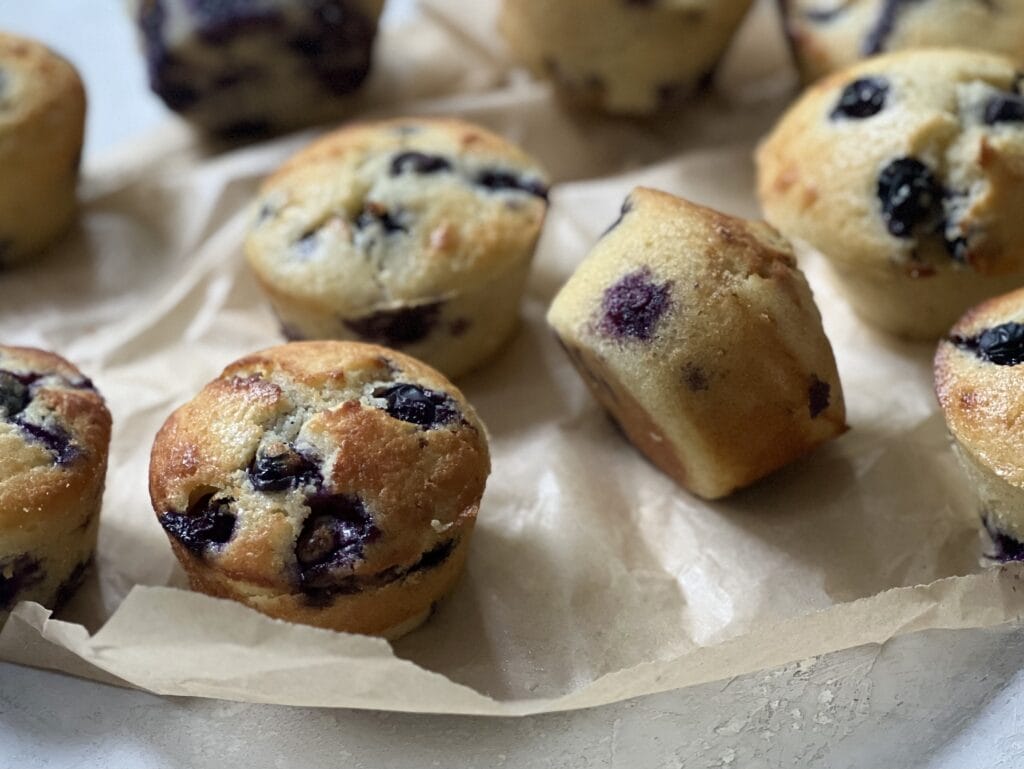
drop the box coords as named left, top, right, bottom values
left=174, top=530, right=473, bottom=640
left=825, top=259, right=1024, bottom=340
left=950, top=440, right=1024, bottom=563
left=0, top=507, right=99, bottom=626
left=265, top=254, right=532, bottom=379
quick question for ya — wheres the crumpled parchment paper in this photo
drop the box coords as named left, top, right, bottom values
left=1, top=0, right=1022, bottom=716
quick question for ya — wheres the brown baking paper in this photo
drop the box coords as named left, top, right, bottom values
left=2, top=0, right=1024, bottom=716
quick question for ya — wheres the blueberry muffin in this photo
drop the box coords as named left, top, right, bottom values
left=780, top=0, right=1024, bottom=83
left=0, top=347, right=111, bottom=625
left=757, top=49, right=1024, bottom=340
left=935, top=287, right=1024, bottom=563
left=499, top=0, right=754, bottom=115
left=0, top=32, right=85, bottom=265
left=547, top=188, right=846, bottom=500
left=245, top=117, right=549, bottom=379
left=129, top=0, right=385, bottom=138
left=149, top=341, right=490, bottom=638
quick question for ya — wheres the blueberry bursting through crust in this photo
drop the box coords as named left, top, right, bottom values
left=951, top=322, right=1024, bottom=366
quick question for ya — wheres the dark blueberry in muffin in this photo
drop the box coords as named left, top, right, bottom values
left=984, top=93, right=1024, bottom=125
left=249, top=444, right=322, bottom=492
left=160, top=494, right=237, bottom=554
left=293, top=0, right=377, bottom=96
left=343, top=302, right=442, bottom=347
left=390, top=151, right=452, bottom=176
left=953, top=322, right=1024, bottom=366
left=406, top=538, right=457, bottom=575
left=877, top=157, right=944, bottom=238
left=831, top=77, right=889, bottom=120
left=0, top=554, right=43, bottom=611
left=808, top=376, right=831, bottom=418
left=0, top=371, right=31, bottom=417
left=12, top=418, right=77, bottom=465
left=476, top=170, right=549, bottom=200
left=598, top=268, right=673, bottom=341
left=373, top=383, right=460, bottom=428
left=296, top=493, right=380, bottom=588
left=354, top=202, right=408, bottom=234
left=982, top=514, right=1024, bottom=562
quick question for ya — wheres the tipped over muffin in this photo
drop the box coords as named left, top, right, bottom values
left=547, top=187, right=846, bottom=500
left=149, top=341, right=490, bottom=638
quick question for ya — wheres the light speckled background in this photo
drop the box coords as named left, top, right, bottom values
left=1, top=2, right=1023, bottom=766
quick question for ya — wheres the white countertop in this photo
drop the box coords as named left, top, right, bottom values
left=1, top=2, right=1023, bottom=767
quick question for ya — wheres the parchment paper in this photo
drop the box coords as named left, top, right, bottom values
left=2, top=0, right=1023, bottom=716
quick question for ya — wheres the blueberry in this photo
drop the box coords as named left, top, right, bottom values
left=160, top=494, right=237, bottom=554
left=296, top=493, right=380, bottom=590
left=682, top=364, right=709, bottom=393
left=0, top=371, right=30, bottom=417
left=831, top=77, right=889, bottom=120
left=373, top=383, right=460, bottom=428
left=0, top=554, right=43, bottom=611
left=343, top=302, right=442, bottom=347
left=248, top=445, right=321, bottom=491
left=406, top=538, right=457, bottom=575
left=984, top=93, right=1024, bottom=125
left=598, top=268, right=673, bottom=341
left=808, top=376, right=831, bottom=418
left=982, top=514, right=1024, bottom=562
left=953, top=322, right=1024, bottom=366
left=12, top=418, right=78, bottom=465
left=476, top=170, right=549, bottom=200
left=292, top=0, right=377, bottom=96
left=877, top=157, right=944, bottom=238
left=390, top=152, right=452, bottom=176
left=354, top=203, right=407, bottom=234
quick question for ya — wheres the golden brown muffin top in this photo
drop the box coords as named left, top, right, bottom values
left=0, top=345, right=111, bottom=527
left=936, top=286, right=1024, bottom=487
left=758, top=48, right=1024, bottom=278
left=0, top=32, right=84, bottom=131
left=149, top=341, right=490, bottom=598
left=246, top=117, right=549, bottom=314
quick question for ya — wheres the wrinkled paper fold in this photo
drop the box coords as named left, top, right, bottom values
left=1, top=0, right=1022, bottom=715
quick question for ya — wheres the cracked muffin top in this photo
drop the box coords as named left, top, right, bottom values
left=780, top=0, right=1024, bottom=82
left=757, top=48, right=1024, bottom=278
left=149, top=341, right=490, bottom=599
left=245, top=117, right=549, bottom=314
left=0, top=346, right=110, bottom=529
